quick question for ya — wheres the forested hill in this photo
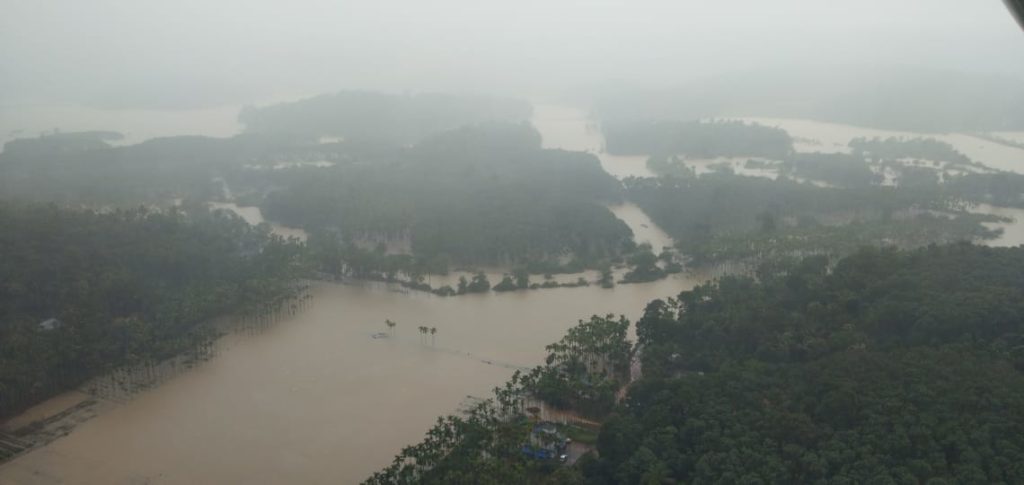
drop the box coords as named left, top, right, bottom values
left=260, top=122, right=633, bottom=266
left=0, top=202, right=306, bottom=419
left=624, top=173, right=1002, bottom=265
left=603, top=120, right=793, bottom=158
left=0, top=131, right=307, bottom=204
left=0, top=115, right=637, bottom=272
left=586, top=244, right=1024, bottom=483
left=238, top=91, right=533, bottom=144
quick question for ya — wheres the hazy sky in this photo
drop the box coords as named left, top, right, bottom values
left=1, top=0, right=1022, bottom=109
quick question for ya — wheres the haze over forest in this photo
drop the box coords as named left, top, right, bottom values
left=2, top=1, right=1024, bottom=484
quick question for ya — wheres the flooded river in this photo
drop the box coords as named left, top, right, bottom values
left=0, top=104, right=695, bottom=485
left=0, top=275, right=701, bottom=485
left=208, top=202, right=309, bottom=242
left=976, top=204, right=1024, bottom=248
left=531, top=105, right=654, bottom=179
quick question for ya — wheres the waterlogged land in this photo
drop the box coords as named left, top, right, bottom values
left=0, top=104, right=694, bottom=484
left=0, top=275, right=704, bottom=484
left=745, top=118, right=1024, bottom=245
left=4, top=104, right=1023, bottom=485
left=976, top=204, right=1024, bottom=247
left=740, top=117, right=1024, bottom=175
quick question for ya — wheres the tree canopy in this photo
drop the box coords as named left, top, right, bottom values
left=261, top=122, right=633, bottom=267
left=604, top=120, right=793, bottom=159
left=587, top=244, right=1024, bottom=484
left=0, top=202, right=305, bottom=418
left=239, top=91, right=532, bottom=144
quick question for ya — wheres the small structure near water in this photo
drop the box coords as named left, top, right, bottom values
left=521, top=422, right=569, bottom=461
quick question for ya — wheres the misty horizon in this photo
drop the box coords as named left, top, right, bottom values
left=2, top=0, right=1022, bottom=112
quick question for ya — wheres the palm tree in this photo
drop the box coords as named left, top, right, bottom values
left=430, top=327, right=437, bottom=346
left=418, top=326, right=428, bottom=344
left=385, top=319, right=396, bottom=336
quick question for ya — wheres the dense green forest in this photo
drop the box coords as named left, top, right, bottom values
left=259, top=123, right=635, bottom=267
left=590, top=244, right=1024, bottom=483
left=1, top=118, right=639, bottom=275
left=367, top=244, right=1024, bottom=483
left=238, top=91, right=532, bottom=144
left=0, top=131, right=312, bottom=204
left=624, top=172, right=1002, bottom=265
left=0, top=202, right=306, bottom=418
left=947, top=171, right=1024, bottom=207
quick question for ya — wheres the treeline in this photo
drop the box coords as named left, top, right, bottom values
left=850, top=136, right=974, bottom=166
left=239, top=91, right=532, bottom=144
left=0, top=202, right=306, bottom=418
left=0, top=131, right=315, bottom=204
left=1, top=100, right=643, bottom=273
left=364, top=315, right=636, bottom=484
left=0, top=91, right=534, bottom=205
left=627, top=128, right=1024, bottom=266
left=623, top=172, right=999, bottom=265
left=260, top=123, right=634, bottom=267
left=603, top=120, right=793, bottom=159
left=630, top=131, right=986, bottom=194
left=586, top=244, right=1024, bottom=483
left=780, top=152, right=881, bottom=188
left=948, top=171, right=1024, bottom=207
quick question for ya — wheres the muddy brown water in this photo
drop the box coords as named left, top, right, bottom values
left=531, top=104, right=654, bottom=179
left=0, top=276, right=706, bottom=484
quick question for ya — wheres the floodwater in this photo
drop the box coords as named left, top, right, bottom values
left=992, top=132, right=1024, bottom=146
left=0, top=94, right=313, bottom=146
left=685, top=157, right=780, bottom=180
left=531, top=104, right=654, bottom=179
left=0, top=104, right=241, bottom=146
left=0, top=276, right=701, bottom=485
left=742, top=117, right=1024, bottom=175
left=975, top=204, right=1024, bottom=248
left=607, top=203, right=674, bottom=251
left=736, top=118, right=1024, bottom=242
left=1, top=103, right=692, bottom=484
left=208, top=202, right=309, bottom=241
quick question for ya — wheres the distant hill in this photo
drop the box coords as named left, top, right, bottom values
left=591, top=67, right=1024, bottom=132
left=238, top=91, right=533, bottom=145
